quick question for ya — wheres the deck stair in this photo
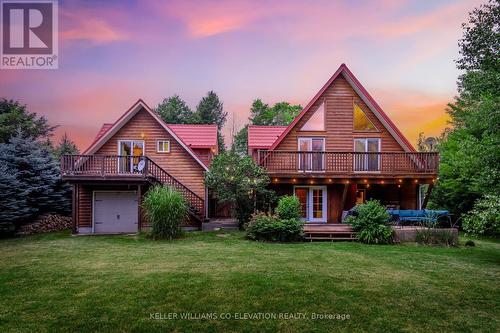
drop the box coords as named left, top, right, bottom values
left=303, top=224, right=357, bottom=241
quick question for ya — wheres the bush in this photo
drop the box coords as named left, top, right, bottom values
left=415, top=228, right=457, bottom=246
left=346, top=200, right=392, bottom=244
left=276, top=195, right=302, bottom=220
left=245, top=212, right=303, bottom=242
left=462, top=194, right=500, bottom=237
left=465, top=240, right=475, bottom=247
left=142, top=185, right=187, bottom=240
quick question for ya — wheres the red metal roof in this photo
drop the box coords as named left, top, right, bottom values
left=248, top=125, right=287, bottom=148
left=91, top=123, right=114, bottom=146
left=167, top=124, right=218, bottom=148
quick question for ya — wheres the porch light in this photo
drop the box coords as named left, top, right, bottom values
left=292, top=178, right=297, bottom=183
left=345, top=180, right=350, bottom=184
left=414, top=179, right=419, bottom=183
left=381, top=180, right=385, bottom=184
left=398, top=184, right=401, bottom=188
left=398, top=179, right=402, bottom=183
left=432, top=179, right=436, bottom=183
left=274, top=178, right=279, bottom=183
left=309, top=180, right=314, bottom=184
left=140, top=132, right=146, bottom=139
left=363, top=179, right=368, bottom=183
left=328, top=179, right=333, bottom=183
left=366, top=184, right=370, bottom=188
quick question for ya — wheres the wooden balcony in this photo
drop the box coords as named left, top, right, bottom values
left=255, top=150, right=438, bottom=178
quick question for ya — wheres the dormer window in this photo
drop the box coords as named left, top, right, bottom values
left=354, top=102, right=377, bottom=131
left=300, top=101, right=325, bottom=131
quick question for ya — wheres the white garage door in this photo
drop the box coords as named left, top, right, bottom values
left=94, top=191, right=138, bottom=233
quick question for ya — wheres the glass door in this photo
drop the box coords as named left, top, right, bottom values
left=294, top=186, right=327, bottom=223
left=298, top=138, right=325, bottom=171
left=354, top=138, right=380, bottom=171
left=118, top=140, right=144, bottom=173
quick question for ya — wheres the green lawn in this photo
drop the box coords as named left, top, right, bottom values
left=0, top=232, right=499, bottom=332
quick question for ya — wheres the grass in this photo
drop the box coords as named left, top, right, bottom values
left=0, top=231, right=499, bottom=332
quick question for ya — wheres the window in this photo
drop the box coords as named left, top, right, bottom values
left=298, top=137, right=325, bottom=171
left=157, top=140, right=170, bottom=153
left=354, top=138, right=380, bottom=171
left=354, top=103, right=377, bottom=131
left=300, top=102, right=325, bottom=131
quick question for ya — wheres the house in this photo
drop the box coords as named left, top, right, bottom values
left=61, top=100, right=218, bottom=234
left=248, top=64, right=439, bottom=225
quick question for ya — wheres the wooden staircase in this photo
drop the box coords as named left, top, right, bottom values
left=144, top=157, right=205, bottom=222
left=303, top=224, right=357, bottom=241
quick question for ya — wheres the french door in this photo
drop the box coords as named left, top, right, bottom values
left=118, top=140, right=144, bottom=173
left=294, top=186, right=327, bottom=223
left=298, top=137, right=325, bottom=171
left=354, top=138, right=380, bottom=171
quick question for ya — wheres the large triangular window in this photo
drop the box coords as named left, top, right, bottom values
left=354, top=103, right=377, bottom=131
left=300, top=102, right=325, bottom=131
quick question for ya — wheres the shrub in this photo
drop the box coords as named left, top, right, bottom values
left=142, top=185, right=187, bottom=240
left=462, top=194, right=500, bottom=237
left=276, top=195, right=302, bottom=220
left=415, top=228, right=457, bottom=246
left=346, top=200, right=392, bottom=244
left=465, top=240, right=475, bottom=247
left=245, top=212, right=303, bottom=242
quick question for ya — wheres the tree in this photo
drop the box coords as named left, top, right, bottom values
left=155, top=95, right=194, bottom=124
left=204, top=151, right=273, bottom=226
left=233, top=124, right=248, bottom=155
left=0, top=98, right=56, bottom=143
left=0, top=130, right=71, bottom=229
left=194, top=91, right=227, bottom=151
left=53, top=133, right=79, bottom=159
left=249, top=99, right=302, bottom=126
left=233, top=99, right=302, bottom=154
left=430, top=0, right=500, bottom=217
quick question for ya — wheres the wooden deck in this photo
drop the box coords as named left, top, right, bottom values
left=303, top=223, right=357, bottom=241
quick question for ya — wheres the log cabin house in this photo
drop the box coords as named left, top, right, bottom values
left=62, top=64, right=438, bottom=235
left=61, top=100, right=218, bottom=234
left=248, top=64, right=438, bottom=230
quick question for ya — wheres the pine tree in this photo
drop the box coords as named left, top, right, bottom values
left=194, top=91, right=228, bottom=151
left=0, top=130, right=71, bottom=228
left=53, top=133, right=79, bottom=159
left=155, top=95, right=194, bottom=124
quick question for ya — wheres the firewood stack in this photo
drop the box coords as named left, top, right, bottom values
left=17, top=214, right=72, bottom=235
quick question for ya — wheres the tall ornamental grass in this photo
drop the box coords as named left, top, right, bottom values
left=142, top=185, right=187, bottom=240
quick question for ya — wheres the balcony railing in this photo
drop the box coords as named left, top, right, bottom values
left=255, top=150, right=438, bottom=175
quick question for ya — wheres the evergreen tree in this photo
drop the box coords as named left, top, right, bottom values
left=53, top=133, right=79, bottom=159
left=0, top=130, right=71, bottom=228
left=194, top=91, right=228, bottom=152
left=0, top=99, right=56, bottom=143
left=155, top=95, right=194, bottom=124
left=233, top=124, right=248, bottom=155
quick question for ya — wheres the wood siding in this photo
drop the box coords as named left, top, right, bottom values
left=95, top=108, right=206, bottom=198
left=275, top=76, right=404, bottom=152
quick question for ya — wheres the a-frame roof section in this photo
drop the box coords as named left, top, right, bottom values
left=268, top=64, right=416, bottom=152
left=83, top=99, right=209, bottom=170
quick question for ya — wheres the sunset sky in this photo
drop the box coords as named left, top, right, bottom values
left=0, top=0, right=483, bottom=150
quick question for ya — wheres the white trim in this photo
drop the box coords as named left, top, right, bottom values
left=293, top=185, right=327, bottom=223
left=84, top=100, right=208, bottom=171
left=156, top=139, right=170, bottom=153
left=341, top=72, right=411, bottom=152
left=92, top=190, right=138, bottom=234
